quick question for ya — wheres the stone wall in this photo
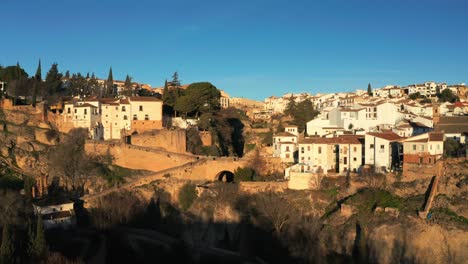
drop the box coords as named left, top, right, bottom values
left=131, top=120, right=163, bottom=134
left=239, top=181, right=287, bottom=193
left=131, top=129, right=187, bottom=154
left=288, top=172, right=322, bottom=190
left=85, top=142, right=196, bottom=172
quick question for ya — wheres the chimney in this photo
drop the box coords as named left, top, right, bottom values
left=433, top=103, right=440, bottom=126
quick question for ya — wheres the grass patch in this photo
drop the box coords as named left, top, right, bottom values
left=322, top=186, right=340, bottom=199
left=431, top=207, right=468, bottom=226
left=98, top=164, right=134, bottom=186
left=348, top=189, right=403, bottom=213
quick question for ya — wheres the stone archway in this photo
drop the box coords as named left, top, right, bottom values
left=216, top=170, right=235, bottom=183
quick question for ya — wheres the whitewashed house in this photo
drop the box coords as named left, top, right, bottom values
left=273, top=132, right=298, bottom=163
left=365, top=132, right=404, bottom=173
left=33, top=199, right=76, bottom=230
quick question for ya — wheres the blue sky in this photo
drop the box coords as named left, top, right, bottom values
left=1, top=0, right=467, bottom=100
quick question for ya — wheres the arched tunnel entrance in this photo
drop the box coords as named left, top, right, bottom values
left=216, top=171, right=235, bottom=183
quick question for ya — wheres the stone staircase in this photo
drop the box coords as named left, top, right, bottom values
left=418, top=159, right=444, bottom=219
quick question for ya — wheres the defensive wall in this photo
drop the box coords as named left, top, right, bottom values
left=130, top=129, right=187, bottom=154
left=82, top=155, right=249, bottom=207
left=85, top=141, right=197, bottom=172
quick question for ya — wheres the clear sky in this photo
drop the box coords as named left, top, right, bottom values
left=1, top=0, right=467, bottom=100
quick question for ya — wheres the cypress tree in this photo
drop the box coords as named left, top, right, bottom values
left=0, top=225, right=14, bottom=264
left=32, top=60, right=41, bottom=107
left=13, top=62, right=21, bottom=106
left=106, top=67, right=114, bottom=97
left=367, top=83, right=372, bottom=96
left=162, top=79, right=169, bottom=102
left=31, top=216, right=46, bottom=260
left=124, top=74, right=132, bottom=96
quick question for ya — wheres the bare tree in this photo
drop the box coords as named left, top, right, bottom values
left=248, top=149, right=267, bottom=176
left=48, top=128, right=96, bottom=195
left=254, top=191, right=296, bottom=235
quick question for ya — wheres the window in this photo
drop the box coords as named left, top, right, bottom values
left=67, top=108, right=71, bottom=114
left=286, top=146, right=290, bottom=151
left=343, top=157, right=348, bottom=164
left=84, top=109, right=87, bottom=115
left=122, top=106, right=126, bottom=112
left=353, top=157, right=357, bottom=161
left=437, top=144, right=440, bottom=150
left=133, top=114, right=138, bottom=120
left=286, top=154, right=290, bottom=159
left=307, top=146, right=310, bottom=151
left=318, top=147, right=322, bottom=154
left=301, top=147, right=304, bottom=154
left=123, top=115, right=128, bottom=120
left=353, top=147, right=357, bottom=152
left=139, top=105, right=143, bottom=111
left=429, top=158, right=432, bottom=163
left=419, top=157, right=423, bottom=164
left=413, top=144, right=416, bottom=151
left=115, top=106, right=118, bottom=110
left=145, top=114, right=149, bottom=120
left=380, top=145, right=385, bottom=152
left=370, top=144, right=374, bottom=149
left=74, top=109, right=77, bottom=114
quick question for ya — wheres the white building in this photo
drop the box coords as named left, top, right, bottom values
left=62, top=96, right=163, bottom=140
left=365, top=132, right=404, bottom=173
left=33, top=199, right=76, bottom=230
left=307, top=102, right=404, bottom=136
left=273, top=132, right=298, bottom=163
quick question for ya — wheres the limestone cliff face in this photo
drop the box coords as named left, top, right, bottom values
left=320, top=216, right=467, bottom=264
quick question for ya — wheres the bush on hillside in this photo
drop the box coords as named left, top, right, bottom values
left=178, top=182, right=198, bottom=211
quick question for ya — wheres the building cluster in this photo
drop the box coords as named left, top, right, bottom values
left=61, top=96, right=163, bottom=140
left=271, top=82, right=468, bottom=190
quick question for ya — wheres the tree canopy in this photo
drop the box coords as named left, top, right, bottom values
left=437, top=89, right=459, bottom=103
left=174, top=82, right=221, bottom=118
left=284, top=98, right=319, bottom=133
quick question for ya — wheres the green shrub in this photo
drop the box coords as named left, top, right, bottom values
left=234, top=167, right=256, bottom=181
left=178, top=182, right=198, bottom=211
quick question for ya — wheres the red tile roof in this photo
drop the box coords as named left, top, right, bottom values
left=128, top=96, right=162, bottom=102
left=367, top=132, right=403, bottom=141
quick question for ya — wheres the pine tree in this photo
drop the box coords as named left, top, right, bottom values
left=367, top=83, right=372, bottom=96
left=44, top=63, right=63, bottom=96
left=106, top=67, right=114, bottom=97
left=0, top=225, right=14, bottom=264
left=32, top=60, right=41, bottom=107
left=65, top=70, right=70, bottom=79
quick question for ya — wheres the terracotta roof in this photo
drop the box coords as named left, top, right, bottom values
left=367, top=132, right=403, bottom=141
left=119, top=98, right=130, bottom=104
left=299, top=136, right=362, bottom=145
left=274, top=132, right=297, bottom=137
left=434, top=117, right=468, bottom=133
left=75, top=103, right=97, bottom=108
left=428, top=132, right=444, bottom=141
left=438, top=116, right=468, bottom=125
left=128, top=96, right=162, bottom=102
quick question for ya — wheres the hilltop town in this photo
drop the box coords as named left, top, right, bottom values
left=0, top=63, right=467, bottom=263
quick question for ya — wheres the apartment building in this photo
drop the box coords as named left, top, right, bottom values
left=298, top=136, right=363, bottom=174
left=62, top=96, right=163, bottom=140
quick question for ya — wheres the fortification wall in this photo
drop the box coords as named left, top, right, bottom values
left=131, top=120, right=163, bottom=133
left=131, top=129, right=186, bottom=153
left=85, top=142, right=197, bottom=172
